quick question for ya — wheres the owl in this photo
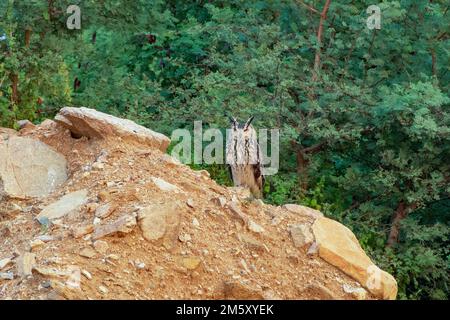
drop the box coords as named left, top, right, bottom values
left=226, top=116, right=263, bottom=198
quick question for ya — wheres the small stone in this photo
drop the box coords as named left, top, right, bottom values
left=186, top=198, right=195, bottom=208
left=135, top=261, right=146, bottom=269
left=151, top=177, right=181, bottom=192
left=16, top=253, right=36, bottom=277
left=307, top=242, right=319, bottom=255
left=97, top=190, right=111, bottom=202
left=98, top=285, right=108, bottom=294
left=82, top=270, right=92, bottom=280
left=240, top=259, right=251, bottom=274
left=106, top=181, right=115, bottom=188
left=79, top=247, right=97, bottom=259
left=289, top=224, right=314, bottom=248
left=137, top=203, right=181, bottom=249
left=92, top=162, right=104, bottom=170
left=223, top=281, right=264, bottom=299
left=36, top=190, right=89, bottom=222
left=248, top=220, right=264, bottom=233
left=300, top=283, right=338, bottom=300
left=192, top=218, right=200, bottom=228
left=254, top=199, right=264, bottom=206
left=72, top=224, right=94, bottom=239
left=228, top=202, right=249, bottom=224
left=215, top=197, right=227, bottom=208
left=0, top=272, right=14, bottom=280
left=343, top=284, right=367, bottom=300
left=11, top=203, right=22, bottom=212
left=92, top=214, right=137, bottom=240
left=95, top=202, right=117, bottom=219
left=238, top=233, right=266, bottom=253
left=107, top=254, right=120, bottom=260
left=179, top=233, right=192, bottom=243
left=159, top=153, right=181, bottom=165
left=179, top=257, right=202, bottom=270
left=30, top=239, right=46, bottom=251
left=0, top=257, right=12, bottom=270
left=93, top=240, right=109, bottom=254
left=17, top=119, right=34, bottom=129
left=93, top=217, right=101, bottom=225
left=35, top=235, right=54, bottom=242
left=85, top=203, right=99, bottom=213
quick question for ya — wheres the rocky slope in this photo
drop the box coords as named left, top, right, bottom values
left=0, top=107, right=397, bottom=300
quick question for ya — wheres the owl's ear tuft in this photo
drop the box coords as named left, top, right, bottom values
left=243, top=116, right=254, bottom=131
left=228, top=116, right=238, bottom=130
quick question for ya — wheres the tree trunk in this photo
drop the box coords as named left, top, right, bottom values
left=387, top=201, right=417, bottom=247
left=312, top=0, right=332, bottom=81
left=9, top=73, right=19, bottom=106
left=296, top=149, right=309, bottom=191
left=25, top=28, right=32, bottom=47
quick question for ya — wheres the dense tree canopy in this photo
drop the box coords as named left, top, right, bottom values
left=1, top=0, right=448, bottom=299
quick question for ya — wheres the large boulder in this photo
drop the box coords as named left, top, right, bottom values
left=0, top=135, right=67, bottom=198
left=55, top=107, right=170, bottom=152
left=312, top=217, right=398, bottom=300
left=282, top=204, right=323, bottom=220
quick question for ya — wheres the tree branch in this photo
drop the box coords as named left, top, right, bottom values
left=298, top=0, right=320, bottom=15
left=312, top=0, right=332, bottom=81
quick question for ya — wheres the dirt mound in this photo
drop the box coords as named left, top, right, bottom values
left=0, top=108, right=396, bottom=300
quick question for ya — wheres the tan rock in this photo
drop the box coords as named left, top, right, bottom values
left=55, top=107, right=170, bottom=152
left=36, top=190, right=89, bottom=222
left=283, top=204, right=323, bottom=220
left=186, top=198, right=195, bottom=208
left=72, top=224, right=94, bottom=239
left=0, top=257, right=12, bottom=270
left=151, top=177, right=181, bottom=193
left=92, top=214, right=137, bottom=240
left=97, top=190, right=112, bottom=202
left=178, top=256, right=202, bottom=270
left=137, top=203, right=181, bottom=250
left=34, top=266, right=72, bottom=278
left=179, top=233, right=191, bottom=243
left=228, top=202, right=249, bottom=225
left=98, top=285, right=109, bottom=294
left=30, top=239, right=46, bottom=251
left=300, top=284, right=339, bottom=300
left=237, top=233, right=266, bottom=253
left=81, top=270, right=92, bottom=280
left=93, top=240, right=109, bottom=254
left=288, top=224, right=314, bottom=248
left=312, top=217, right=397, bottom=300
left=214, top=196, right=227, bottom=208
left=223, top=281, right=264, bottom=299
left=79, top=247, right=97, bottom=259
left=85, top=202, right=99, bottom=213
left=343, top=284, right=367, bottom=300
left=17, top=253, right=36, bottom=277
left=160, top=154, right=182, bottom=166
left=0, top=136, right=67, bottom=198
left=228, top=187, right=252, bottom=200
left=248, top=220, right=264, bottom=233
